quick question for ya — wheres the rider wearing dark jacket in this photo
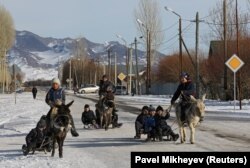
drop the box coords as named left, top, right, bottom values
left=99, top=75, right=115, bottom=98
left=45, top=78, right=79, bottom=137
left=171, top=72, right=195, bottom=104
left=171, top=72, right=195, bottom=122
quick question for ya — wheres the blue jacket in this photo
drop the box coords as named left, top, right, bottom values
left=144, top=116, right=155, bottom=133
left=45, top=87, right=65, bottom=106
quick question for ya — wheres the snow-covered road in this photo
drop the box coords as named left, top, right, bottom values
left=0, top=92, right=249, bottom=168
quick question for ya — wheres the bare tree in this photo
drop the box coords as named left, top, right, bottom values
left=135, top=0, right=164, bottom=64
left=0, top=5, right=15, bottom=91
left=207, top=0, right=248, bottom=41
left=0, top=5, right=15, bottom=53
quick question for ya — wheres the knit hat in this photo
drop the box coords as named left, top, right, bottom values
left=37, top=119, right=46, bottom=129
left=52, top=78, right=61, bottom=85
left=156, top=105, right=164, bottom=112
left=84, top=104, right=90, bottom=109
left=142, top=106, right=149, bottom=111
left=148, top=106, right=156, bottom=112
left=180, top=72, right=190, bottom=79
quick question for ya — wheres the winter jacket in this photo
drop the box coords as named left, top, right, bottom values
left=106, top=91, right=114, bottom=101
left=45, top=88, right=65, bottom=107
left=171, top=80, right=195, bottom=104
left=144, top=116, right=155, bottom=133
left=154, top=113, right=170, bottom=130
left=26, top=128, right=44, bottom=145
left=135, top=113, right=148, bottom=125
left=81, top=110, right=96, bottom=124
left=32, top=87, right=37, bottom=94
left=99, top=80, right=116, bottom=96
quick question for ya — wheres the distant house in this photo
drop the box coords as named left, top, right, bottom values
left=208, top=40, right=249, bottom=99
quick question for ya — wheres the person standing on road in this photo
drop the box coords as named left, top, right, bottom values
left=45, top=78, right=79, bottom=137
left=32, top=86, right=38, bottom=99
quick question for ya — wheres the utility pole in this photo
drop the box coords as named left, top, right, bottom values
left=146, top=29, right=149, bottom=95
left=179, top=17, right=183, bottom=74
left=135, top=37, right=140, bottom=95
left=236, top=0, right=242, bottom=109
left=69, top=58, right=72, bottom=90
left=107, top=49, right=111, bottom=80
left=195, top=12, right=200, bottom=98
left=129, top=46, right=133, bottom=95
left=114, top=52, right=117, bottom=87
left=223, top=0, right=228, bottom=93
left=13, top=65, right=16, bottom=104
left=148, top=31, right=151, bottom=95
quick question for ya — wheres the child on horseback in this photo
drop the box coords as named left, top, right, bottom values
left=171, top=72, right=195, bottom=122
left=45, top=78, right=79, bottom=137
left=98, top=75, right=122, bottom=128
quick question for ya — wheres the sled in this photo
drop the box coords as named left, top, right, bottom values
left=22, top=136, right=53, bottom=156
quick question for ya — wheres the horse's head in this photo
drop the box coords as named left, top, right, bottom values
left=55, top=100, right=74, bottom=115
left=190, top=94, right=206, bottom=118
left=54, top=101, right=74, bottom=129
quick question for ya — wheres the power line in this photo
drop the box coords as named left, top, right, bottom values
left=155, top=21, right=179, bottom=33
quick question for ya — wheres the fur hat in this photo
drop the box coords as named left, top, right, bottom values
left=84, top=104, right=90, bottom=109
left=52, top=78, right=61, bottom=85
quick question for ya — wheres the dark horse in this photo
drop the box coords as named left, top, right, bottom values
left=50, top=101, right=74, bottom=158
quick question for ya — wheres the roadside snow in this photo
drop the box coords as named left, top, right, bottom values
left=115, top=95, right=250, bottom=114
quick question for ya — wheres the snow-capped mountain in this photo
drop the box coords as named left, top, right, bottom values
left=8, top=30, right=161, bottom=81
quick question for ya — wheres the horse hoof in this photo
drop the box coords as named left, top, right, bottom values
left=191, top=141, right=195, bottom=144
left=59, top=155, right=63, bottom=158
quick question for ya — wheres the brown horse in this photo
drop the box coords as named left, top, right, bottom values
left=51, top=101, right=74, bottom=158
left=96, top=99, right=114, bottom=130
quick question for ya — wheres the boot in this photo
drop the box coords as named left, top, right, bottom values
left=69, top=114, right=79, bottom=137
left=71, top=128, right=79, bottom=137
left=134, top=134, right=141, bottom=139
left=170, top=132, right=179, bottom=141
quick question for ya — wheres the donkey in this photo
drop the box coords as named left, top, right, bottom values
left=96, top=99, right=114, bottom=130
left=50, top=101, right=74, bottom=158
left=175, top=94, right=206, bottom=144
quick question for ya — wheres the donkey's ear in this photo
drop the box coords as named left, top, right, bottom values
left=201, top=94, right=206, bottom=102
left=190, top=95, right=197, bottom=102
left=66, top=100, right=74, bottom=107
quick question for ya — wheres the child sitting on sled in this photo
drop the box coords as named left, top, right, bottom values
left=22, top=119, right=48, bottom=155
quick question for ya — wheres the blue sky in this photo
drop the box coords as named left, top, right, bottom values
left=0, top=0, right=249, bottom=54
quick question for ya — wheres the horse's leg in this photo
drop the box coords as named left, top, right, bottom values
left=51, top=138, right=56, bottom=157
left=189, top=123, right=195, bottom=144
left=105, top=113, right=108, bottom=131
left=179, top=126, right=184, bottom=143
left=183, top=127, right=186, bottom=142
left=57, top=137, right=63, bottom=158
